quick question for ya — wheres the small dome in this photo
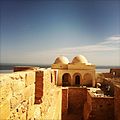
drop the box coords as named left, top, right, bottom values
left=54, top=56, right=69, bottom=64
left=72, top=55, right=88, bottom=64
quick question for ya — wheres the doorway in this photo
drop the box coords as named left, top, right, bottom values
left=62, top=73, right=71, bottom=86
left=75, top=75, right=80, bottom=85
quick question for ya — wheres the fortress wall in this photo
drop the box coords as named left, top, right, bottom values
left=62, top=87, right=87, bottom=120
left=68, top=88, right=87, bottom=114
left=36, top=69, right=62, bottom=120
left=0, top=71, right=36, bottom=120
left=114, top=85, right=120, bottom=120
left=84, top=91, right=114, bottom=120
left=92, top=97, right=114, bottom=120
left=0, top=68, right=62, bottom=120
left=83, top=91, right=92, bottom=120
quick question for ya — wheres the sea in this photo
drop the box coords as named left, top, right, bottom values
left=0, top=64, right=120, bottom=74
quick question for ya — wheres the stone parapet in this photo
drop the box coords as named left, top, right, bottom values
left=0, top=71, right=35, bottom=120
left=84, top=89, right=114, bottom=120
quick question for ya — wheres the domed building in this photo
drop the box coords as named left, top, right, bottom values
left=54, top=56, right=69, bottom=64
left=52, top=55, right=96, bottom=87
left=52, top=56, right=69, bottom=69
left=72, top=55, right=88, bottom=64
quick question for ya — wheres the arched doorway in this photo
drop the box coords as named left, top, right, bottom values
left=75, top=75, right=80, bottom=85
left=73, top=73, right=81, bottom=86
left=62, top=73, right=71, bottom=86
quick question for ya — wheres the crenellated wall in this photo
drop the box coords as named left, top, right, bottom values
left=0, top=68, right=62, bottom=120
left=34, top=68, right=62, bottom=120
left=0, top=66, right=119, bottom=120
left=0, top=70, right=35, bottom=120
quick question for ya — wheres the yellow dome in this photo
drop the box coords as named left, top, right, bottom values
left=72, top=55, right=88, bottom=64
left=54, top=56, right=69, bottom=64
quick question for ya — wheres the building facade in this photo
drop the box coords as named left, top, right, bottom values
left=52, top=55, right=96, bottom=87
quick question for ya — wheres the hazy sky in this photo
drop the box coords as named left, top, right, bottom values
left=1, top=0, right=120, bottom=65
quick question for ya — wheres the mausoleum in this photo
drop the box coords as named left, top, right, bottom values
left=52, top=55, right=96, bottom=87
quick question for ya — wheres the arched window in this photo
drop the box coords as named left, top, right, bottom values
left=73, top=73, right=81, bottom=86
left=62, top=73, right=71, bottom=86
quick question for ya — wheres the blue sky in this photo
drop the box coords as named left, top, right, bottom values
left=1, top=0, right=120, bottom=65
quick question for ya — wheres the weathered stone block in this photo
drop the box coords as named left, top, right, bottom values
left=10, top=94, right=23, bottom=111
left=20, top=111, right=27, bottom=120
left=0, top=97, right=10, bottom=119
left=25, top=71, right=35, bottom=86
left=23, top=84, right=35, bottom=100
left=0, top=77, right=12, bottom=103
left=11, top=80, right=25, bottom=94
left=27, top=105, right=34, bottom=120
left=9, top=105, right=27, bottom=120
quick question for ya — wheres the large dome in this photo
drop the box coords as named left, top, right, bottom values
left=72, top=55, right=88, bottom=64
left=54, top=56, right=69, bottom=64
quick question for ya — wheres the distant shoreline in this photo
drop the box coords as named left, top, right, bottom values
left=0, top=63, right=119, bottom=70
left=0, top=64, right=119, bottom=73
left=0, top=69, right=110, bottom=74
left=0, top=64, right=51, bottom=70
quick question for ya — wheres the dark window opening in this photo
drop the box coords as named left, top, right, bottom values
left=75, top=75, right=80, bottom=85
left=100, top=105, right=103, bottom=108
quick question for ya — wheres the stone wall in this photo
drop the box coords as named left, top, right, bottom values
left=62, top=87, right=87, bottom=120
left=84, top=91, right=114, bottom=120
left=1, top=66, right=118, bottom=120
left=0, top=68, right=62, bottom=120
left=110, top=69, right=120, bottom=77
left=14, top=66, right=39, bottom=72
left=0, top=70, right=35, bottom=120
left=68, top=88, right=87, bottom=114
left=102, top=68, right=120, bottom=78
left=34, top=68, right=62, bottom=120
left=114, top=85, right=120, bottom=120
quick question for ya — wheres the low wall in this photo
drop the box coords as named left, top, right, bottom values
left=103, top=73, right=113, bottom=78
left=0, top=70, right=35, bottom=120
left=62, top=87, right=87, bottom=120
left=14, top=66, right=39, bottom=72
left=84, top=90, right=114, bottom=120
